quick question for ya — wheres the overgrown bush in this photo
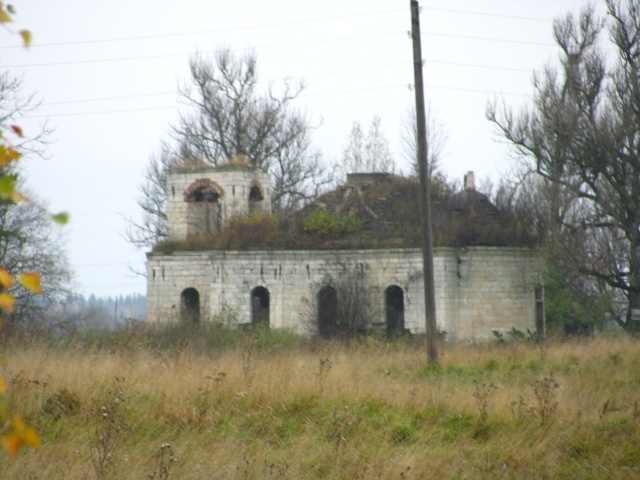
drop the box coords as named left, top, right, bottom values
left=543, top=264, right=614, bottom=334
left=212, top=212, right=284, bottom=250
left=41, top=388, right=81, bottom=421
left=76, top=321, right=302, bottom=354
left=301, top=210, right=362, bottom=239
left=307, top=264, right=376, bottom=338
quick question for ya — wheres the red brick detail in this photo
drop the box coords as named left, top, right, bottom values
left=183, top=178, right=225, bottom=201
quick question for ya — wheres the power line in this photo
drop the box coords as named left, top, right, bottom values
left=27, top=105, right=176, bottom=118
left=26, top=80, right=531, bottom=119
left=3, top=31, right=405, bottom=69
left=424, top=6, right=551, bottom=23
left=425, top=84, right=529, bottom=98
left=424, top=31, right=554, bottom=47
left=0, top=6, right=554, bottom=52
left=25, top=83, right=529, bottom=119
left=4, top=26, right=559, bottom=71
left=0, top=8, right=407, bottom=50
left=32, top=56, right=533, bottom=113
left=39, top=62, right=411, bottom=107
left=425, top=58, right=531, bottom=73
left=42, top=91, right=175, bottom=106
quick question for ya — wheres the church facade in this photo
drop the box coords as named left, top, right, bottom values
left=146, top=164, right=545, bottom=341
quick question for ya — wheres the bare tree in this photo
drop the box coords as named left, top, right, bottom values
left=0, top=72, right=52, bottom=159
left=127, top=48, right=330, bottom=247
left=0, top=73, right=71, bottom=328
left=308, top=264, right=376, bottom=338
left=124, top=141, right=173, bottom=248
left=487, top=1, right=640, bottom=330
left=0, top=192, right=72, bottom=328
left=399, top=104, right=447, bottom=178
left=338, top=116, right=396, bottom=181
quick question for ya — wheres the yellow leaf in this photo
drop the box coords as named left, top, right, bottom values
left=13, top=416, right=26, bottom=431
left=0, top=292, right=15, bottom=313
left=0, top=377, right=6, bottom=394
left=19, top=30, right=31, bottom=48
left=0, top=146, right=9, bottom=167
left=2, top=432, right=21, bottom=456
left=0, top=8, right=11, bottom=24
left=0, top=175, right=16, bottom=196
left=9, top=190, right=29, bottom=202
left=0, top=267, right=14, bottom=288
left=20, top=427, right=40, bottom=448
left=51, top=212, right=70, bottom=225
left=7, top=148, right=20, bottom=161
left=18, top=272, right=42, bottom=294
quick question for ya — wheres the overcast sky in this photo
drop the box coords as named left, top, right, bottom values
left=2, top=0, right=590, bottom=299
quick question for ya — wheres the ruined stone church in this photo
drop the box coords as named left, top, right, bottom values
left=146, top=162, right=544, bottom=341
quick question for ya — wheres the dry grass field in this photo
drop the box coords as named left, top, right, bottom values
left=1, top=327, right=640, bottom=479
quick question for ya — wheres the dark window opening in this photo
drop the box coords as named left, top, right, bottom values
left=180, top=288, right=200, bottom=324
left=184, top=180, right=225, bottom=236
left=192, top=187, right=220, bottom=203
left=251, top=286, right=270, bottom=328
left=385, top=285, right=405, bottom=337
left=249, top=186, right=263, bottom=201
left=535, top=286, right=545, bottom=340
left=248, top=181, right=264, bottom=213
left=318, top=286, right=338, bottom=338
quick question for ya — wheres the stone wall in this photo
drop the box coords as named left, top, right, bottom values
left=147, top=247, right=543, bottom=341
left=166, top=165, right=271, bottom=241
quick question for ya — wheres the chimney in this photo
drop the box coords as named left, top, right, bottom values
left=464, top=171, right=475, bottom=191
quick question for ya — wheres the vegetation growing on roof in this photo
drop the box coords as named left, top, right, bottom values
left=153, top=174, right=536, bottom=253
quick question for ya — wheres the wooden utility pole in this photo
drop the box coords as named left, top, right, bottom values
left=410, top=0, right=438, bottom=364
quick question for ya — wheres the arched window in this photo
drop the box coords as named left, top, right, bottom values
left=183, top=179, right=225, bottom=235
left=180, top=288, right=200, bottom=323
left=251, top=286, right=270, bottom=328
left=248, top=180, right=265, bottom=214
left=318, top=286, right=338, bottom=337
left=385, top=285, right=405, bottom=337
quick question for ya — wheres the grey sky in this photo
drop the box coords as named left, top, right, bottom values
left=2, top=0, right=588, bottom=298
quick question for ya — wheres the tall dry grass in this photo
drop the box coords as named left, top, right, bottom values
left=1, top=333, right=639, bottom=479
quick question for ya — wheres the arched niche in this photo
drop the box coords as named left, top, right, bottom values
left=180, top=287, right=200, bottom=323
left=317, top=285, right=338, bottom=338
left=248, top=179, right=265, bottom=214
left=183, top=178, right=225, bottom=235
left=385, top=285, right=405, bottom=337
left=251, top=286, right=270, bottom=328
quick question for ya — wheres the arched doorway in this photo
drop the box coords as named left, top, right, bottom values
left=318, top=286, right=338, bottom=337
left=180, top=288, right=200, bottom=323
left=251, top=286, right=270, bottom=328
left=385, top=285, right=405, bottom=336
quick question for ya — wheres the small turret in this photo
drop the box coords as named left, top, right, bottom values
left=165, top=161, right=270, bottom=242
